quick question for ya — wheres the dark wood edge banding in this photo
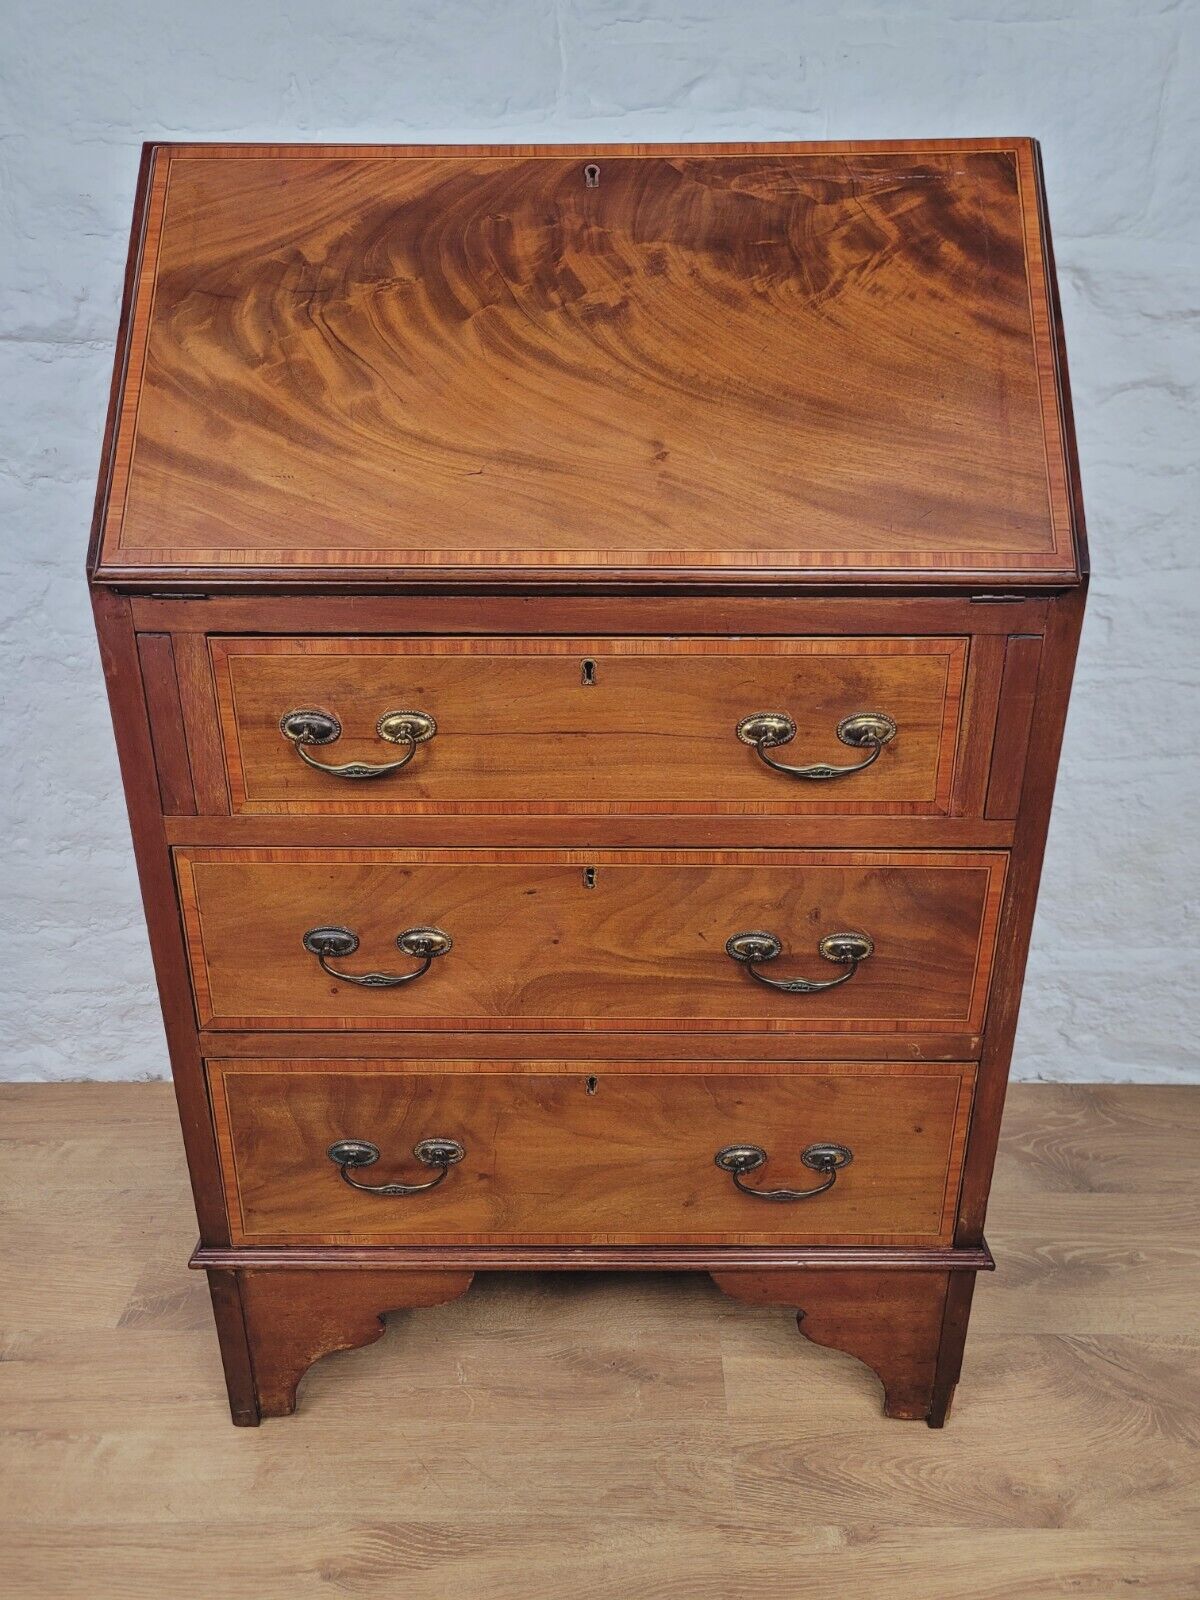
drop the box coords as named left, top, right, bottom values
left=190, top=1242, right=994, bottom=1273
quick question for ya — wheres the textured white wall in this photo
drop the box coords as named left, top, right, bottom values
left=1, top=1, right=1196, bottom=1082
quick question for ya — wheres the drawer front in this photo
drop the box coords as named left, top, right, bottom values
left=208, top=1060, right=976, bottom=1246
left=177, top=848, right=1005, bottom=1033
left=210, top=636, right=968, bottom=815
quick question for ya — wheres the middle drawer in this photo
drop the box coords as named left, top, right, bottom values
left=176, top=848, right=1006, bottom=1034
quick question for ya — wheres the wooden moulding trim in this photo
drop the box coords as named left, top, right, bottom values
left=191, top=1242, right=995, bottom=1273
left=129, top=594, right=1053, bottom=634
left=197, top=1030, right=984, bottom=1062
left=164, top=817, right=1017, bottom=850
left=98, top=562, right=1083, bottom=590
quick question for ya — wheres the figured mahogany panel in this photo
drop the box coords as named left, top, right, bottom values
left=207, top=1059, right=975, bottom=1246
left=210, top=635, right=967, bottom=816
left=95, top=141, right=1079, bottom=585
left=174, top=847, right=1006, bottom=1033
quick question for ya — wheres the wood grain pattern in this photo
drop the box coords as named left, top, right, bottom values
left=5, top=1084, right=1194, bottom=1600
left=193, top=1243, right=994, bottom=1272
left=955, top=584, right=1086, bottom=1242
left=134, top=592, right=1053, bottom=636
left=237, top=1269, right=474, bottom=1420
left=90, top=590, right=231, bottom=1242
left=198, top=1030, right=985, bottom=1063
left=164, top=813, right=1017, bottom=851
left=86, top=141, right=1088, bottom=1441
left=711, top=1269, right=953, bottom=1422
left=135, top=633, right=194, bottom=814
left=173, top=847, right=1007, bottom=1033
left=206, top=1059, right=975, bottom=1247
left=93, top=141, right=1079, bottom=586
left=986, top=633, right=1043, bottom=818
left=210, top=635, right=967, bottom=815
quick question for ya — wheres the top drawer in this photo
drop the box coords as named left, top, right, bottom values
left=210, top=636, right=968, bottom=815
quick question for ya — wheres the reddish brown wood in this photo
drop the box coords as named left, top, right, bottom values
left=174, top=847, right=1007, bottom=1035
left=171, top=630, right=231, bottom=813
left=136, top=633, right=194, bottom=814
left=193, top=1243, right=994, bottom=1272
left=165, top=813, right=1016, bottom=851
left=92, top=140, right=1085, bottom=1428
left=986, top=634, right=1044, bottom=818
left=204, top=1268, right=258, bottom=1426
left=711, top=1269, right=953, bottom=1421
left=199, top=1029, right=983, bottom=1062
left=86, top=144, right=158, bottom=578
left=928, top=1266, right=978, bottom=1427
left=130, top=593, right=1051, bottom=637
left=235, top=1268, right=473, bottom=1421
left=210, top=634, right=967, bottom=817
left=91, top=589, right=229, bottom=1241
left=206, top=1059, right=975, bottom=1247
left=956, top=584, right=1086, bottom=1242
left=93, top=140, right=1078, bottom=590
left=950, top=633, right=1006, bottom=818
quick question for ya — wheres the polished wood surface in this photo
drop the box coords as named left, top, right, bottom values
left=175, top=847, right=1006, bottom=1032
left=712, top=1269, right=954, bottom=1421
left=238, top=1269, right=474, bottom=1418
left=87, top=142, right=1088, bottom=1436
left=208, top=1060, right=975, bottom=1246
left=211, top=635, right=967, bottom=815
left=93, top=140, right=1080, bottom=587
left=2, top=1084, right=1194, bottom=1597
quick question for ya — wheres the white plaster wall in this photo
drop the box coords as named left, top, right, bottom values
left=1, top=0, right=1196, bottom=1082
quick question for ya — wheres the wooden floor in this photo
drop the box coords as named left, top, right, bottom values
left=1, top=1084, right=1197, bottom=1599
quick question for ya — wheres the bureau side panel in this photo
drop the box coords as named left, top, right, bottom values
left=91, top=589, right=229, bottom=1240
left=955, top=585, right=1086, bottom=1241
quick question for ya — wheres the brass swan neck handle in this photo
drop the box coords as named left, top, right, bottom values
left=302, top=926, right=452, bottom=987
left=725, top=931, right=873, bottom=994
left=715, top=1142, right=853, bottom=1201
left=737, top=711, right=896, bottom=780
left=327, top=1138, right=465, bottom=1196
left=280, top=708, right=436, bottom=779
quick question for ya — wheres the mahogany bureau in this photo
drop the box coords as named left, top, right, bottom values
left=90, top=140, right=1086, bottom=1426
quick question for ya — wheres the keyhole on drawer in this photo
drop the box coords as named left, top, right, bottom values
left=585, top=1075, right=599, bottom=1095
left=581, top=658, right=597, bottom=686
left=583, top=866, right=597, bottom=888
left=584, top=163, right=600, bottom=189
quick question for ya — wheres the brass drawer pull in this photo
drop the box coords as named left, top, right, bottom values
left=302, top=925, right=452, bottom=986
left=280, top=707, right=436, bottom=779
left=715, top=1142, right=852, bottom=1202
left=737, top=711, right=896, bottom=780
left=327, top=1137, right=465, bottom=1196
left=725, top=930, right=873, bottom=994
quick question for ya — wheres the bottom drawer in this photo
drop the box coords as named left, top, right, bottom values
left=209, top=1061, right=975, bottom=1247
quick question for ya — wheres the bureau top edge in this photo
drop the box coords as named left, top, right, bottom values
left=88, top=139, right=1086, bottom=591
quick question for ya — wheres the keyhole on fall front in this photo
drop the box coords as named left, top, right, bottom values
left=585, top=1075, right=599, bottom=1095
left=584, top=163, right=600, bottom=189
left=581, top=658, right=597, bottom=686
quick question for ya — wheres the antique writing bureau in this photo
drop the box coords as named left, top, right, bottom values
left=90, top=140, right=1086, bottom=1426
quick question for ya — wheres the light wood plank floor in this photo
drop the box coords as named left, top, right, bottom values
left=1, top=1083, right=1197, bottom=1599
